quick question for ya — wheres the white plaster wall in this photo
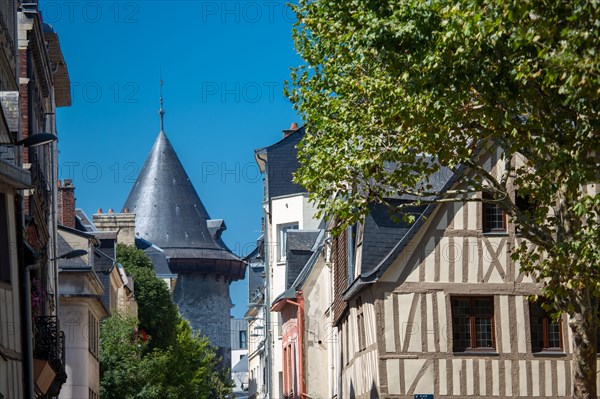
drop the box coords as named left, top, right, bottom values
left=304, top=257, right=330, bottom=398
left=0, top=193, right=23, bottom=399
left=268, top=193, right=321, bottom=399
left=59, top=303, right=97, bottom=399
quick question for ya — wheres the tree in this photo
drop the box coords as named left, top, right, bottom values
left=287, top=0, right=600, bottom=397
left=99, top=314, right=170, bottom=399
left=101, top=246, right=233, bottom=398
left=116, top=243, right=179, bottom=350
left=162, top=319, right=233, bottom=399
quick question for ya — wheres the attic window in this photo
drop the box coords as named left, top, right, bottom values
left=482, top=192, right=506, bottom=233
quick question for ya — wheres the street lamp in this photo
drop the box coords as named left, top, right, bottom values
left=16, top=133, right=58, bottom=147
left=0, top=132, right=58, bottom=149
left=51, top=249, right=88, bottom=261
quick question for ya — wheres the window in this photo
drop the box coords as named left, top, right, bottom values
left=356, top=297, right=366, bottom=351
left=88, top=311, right=99, bottom=357
left=530, top=301, right=562, bottom=352
left=344, top=321, right=349, bottom=365
left=482, top=192, right=506, bottom=233
left=0, top=193, right=11, bottom=283
left=278, top=223, right=298, bottom=261
left=451, top=297, right=495, bottom=352
left=239, top=330, right=248, bottom=349
left=515, top=192, right=535, bottom=235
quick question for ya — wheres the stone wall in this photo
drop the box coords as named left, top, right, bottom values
left=172, top=273, right=233, bottom=367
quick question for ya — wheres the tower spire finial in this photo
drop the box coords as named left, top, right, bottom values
left=159, top=70, right=165, bottom=132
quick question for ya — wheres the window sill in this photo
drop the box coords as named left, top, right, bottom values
left=452, top=351, right=499, bottom=356
left=483, top=231, right=508, bottom=237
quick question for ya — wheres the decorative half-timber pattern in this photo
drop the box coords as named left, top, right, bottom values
left=336, top=151, right=596, bottom=398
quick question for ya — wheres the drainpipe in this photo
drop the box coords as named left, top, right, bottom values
left=17, top=194, right=34, bottom=399
left=263, top=219, right=271, bottom=399
left=324, top=236, right=335, bottom=399
left=296, top=292, right=306, bottom=399
left=47, top=87, right=59, bottom=317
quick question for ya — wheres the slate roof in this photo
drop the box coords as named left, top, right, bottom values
left=255, top=126, right=306, bottom=199
left=272, top=230, right=325, bottom=307
left=232, top=354, right=248, bottom=373
left=359, top=201, right=427, bottom=275
left=343, top=165, right=459, bottom=300
left=75, top=209, right=96, bottom=232
left=285, top=230, right=321, bottom=290
left=123, top=131, right=244, bottom=278
left=135, top=237, right=174, bottom=277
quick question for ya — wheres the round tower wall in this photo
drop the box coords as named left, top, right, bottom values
left=172, top=273, right=233, bottom=366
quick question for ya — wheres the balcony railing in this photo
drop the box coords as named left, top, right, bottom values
left=34, top=316, right=67, bottom=397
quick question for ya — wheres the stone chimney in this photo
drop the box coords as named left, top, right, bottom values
left=93, top=210, right=136, bottom=246
left=57, top=179, right=76, bottom=228
left=282, top=122, right=299, bottom=138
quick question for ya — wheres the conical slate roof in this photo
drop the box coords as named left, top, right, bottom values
left=123, top=131, right=243, bottom=277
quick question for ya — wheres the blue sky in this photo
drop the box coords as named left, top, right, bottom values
left=44, top=0, right=302, bottom=318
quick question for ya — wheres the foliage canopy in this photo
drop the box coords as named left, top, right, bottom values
left=287, top=0, right=599, bottom=396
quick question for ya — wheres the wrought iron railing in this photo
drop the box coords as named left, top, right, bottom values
left=33, top=316, right=67, bottom=397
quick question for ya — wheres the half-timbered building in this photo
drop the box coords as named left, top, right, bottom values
left=333, top=149, right=589, bottom=398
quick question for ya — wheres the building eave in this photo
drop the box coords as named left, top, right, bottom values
left=0, top=159, right=32, bottom=189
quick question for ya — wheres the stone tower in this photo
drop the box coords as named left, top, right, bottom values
left=122, top=92, right=245, bottom=365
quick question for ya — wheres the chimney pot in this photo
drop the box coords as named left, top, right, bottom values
left=282, top=122, right=300, bottom=138
left=64, top=178, right=73, bottom=187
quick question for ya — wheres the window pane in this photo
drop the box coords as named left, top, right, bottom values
left=531, top=316, right=545, bottom=351
left=239, top=330, right=247, bottom=349
left=474, top=298, right=492, bottom=316
left=452, top=298, right=471, bottom=350
left=548, top=322, right=561, bottom=348
left=483, top=192, right=505, bottom=232
left=475, top=317, right=493, bottom=348
left=483, top=202, right=504, bottom=231
left=452, top=299, right=470, bottom=317
left=453, top=316, right=471, bottom=351
left=530, top=301, right=561, bottom=351
left=279, top=223, right=298, bottom=260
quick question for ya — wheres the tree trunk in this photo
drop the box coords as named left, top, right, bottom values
left=570, top=288, right=598, bottom=399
